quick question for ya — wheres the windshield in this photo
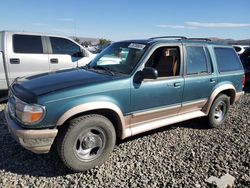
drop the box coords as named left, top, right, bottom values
left=89, top=41, right=148, bottom=75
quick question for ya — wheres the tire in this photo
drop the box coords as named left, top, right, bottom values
left=57, top=114, right=116, bottom=172
left=207, top=94, right=230, bottom=128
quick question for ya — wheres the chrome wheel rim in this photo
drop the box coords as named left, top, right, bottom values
left=213, top=101, right=227, bottom=123
left=74, top=127, right=106, bottom=161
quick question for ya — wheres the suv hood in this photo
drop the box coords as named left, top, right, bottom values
left=11, top=68, right=113, bottom=102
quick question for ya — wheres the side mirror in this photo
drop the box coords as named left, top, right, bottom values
left=142, top=67, right=158, bottom=79
left=73, top=49, right=88, bottom=58
left=80, top=48, right=89, bottom=57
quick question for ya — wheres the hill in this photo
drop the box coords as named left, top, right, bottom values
left=69, top=36, right=250, bottom=46
left=210, top=38, right=250, bottom=45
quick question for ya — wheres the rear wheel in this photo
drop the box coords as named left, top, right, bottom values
left=57, top=114, right=116, bottom=172
left=207, top=94, right=230, bottom=128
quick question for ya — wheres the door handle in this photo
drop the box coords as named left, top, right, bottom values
left=210, top=78, right=216, bottom=83
left=50, top=58, right=58, bottom=64
left=10, top=58, right=20, bottom=64
left=174, top=82, right=181, bottom=88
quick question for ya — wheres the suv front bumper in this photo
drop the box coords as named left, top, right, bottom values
left=4, top=106, right=58, bottom=153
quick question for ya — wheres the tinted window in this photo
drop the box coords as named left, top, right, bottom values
left=13, top=34, right=43, bottom=53
left=50, top=37, right=81, bottom=56
left=186, top=46, right=208, bottom=75
left=215, top=48, right=242, bottom=72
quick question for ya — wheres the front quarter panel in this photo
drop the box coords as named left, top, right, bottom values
left=37, top=78, right=131, bottom=128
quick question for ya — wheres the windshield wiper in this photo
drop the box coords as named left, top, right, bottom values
left=81, top=62, right=91, bottom=70
left=91, top=65, right=115, bottom=76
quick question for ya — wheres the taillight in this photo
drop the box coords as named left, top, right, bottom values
left=242, top=75, right=246, bottom=87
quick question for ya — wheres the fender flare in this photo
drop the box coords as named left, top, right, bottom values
left=56, top=101, right=131, bottom=139
left=202, top=83, right=236, bottom=115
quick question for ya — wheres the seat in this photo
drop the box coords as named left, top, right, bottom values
left=172, top=56, right=178, bottom=76
left=155, top=55, right=174, bottom=77
left=146, top=48, right=179, bottom=77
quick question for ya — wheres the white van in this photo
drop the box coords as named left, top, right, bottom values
left=0, top=31, right=95, bottom=100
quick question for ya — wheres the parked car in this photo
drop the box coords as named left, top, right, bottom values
left=233, top=45, right=249, bottom=55
left=5, top=36, right=245, bottom=171
left=0, top=31, right=95, bottom=101
left=240, top=47, right=250, bottom=83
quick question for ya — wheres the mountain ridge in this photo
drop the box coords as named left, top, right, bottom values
left=70, top=36, right=250, bottom=45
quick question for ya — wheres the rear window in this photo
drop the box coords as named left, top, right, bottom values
left=13, top=34, right=43, bottom=54
left=214, top=47, right=242, bottom=72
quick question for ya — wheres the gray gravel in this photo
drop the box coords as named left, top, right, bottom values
left=0, top=86, right=249, bottom=187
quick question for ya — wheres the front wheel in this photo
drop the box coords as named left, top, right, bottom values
left=207, top=94, right=230, bottom=128
left=57, top=114, right=116, bottom=172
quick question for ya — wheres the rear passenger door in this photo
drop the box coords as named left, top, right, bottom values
left=7, top=34, right=49, bottom=82
left=181, top=45, right=216, bottom=114
left=47, top=37, right=90, bottom=71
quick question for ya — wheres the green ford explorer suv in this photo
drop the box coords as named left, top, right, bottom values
left=4, top=36, right=245, bottom=171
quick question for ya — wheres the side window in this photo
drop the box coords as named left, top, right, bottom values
left=50, top=37, right=82, bottom=57
left=186, top=46, right=208, bottom=75
left=13, top=34, right=43, bottom=54
left=214, top=47, right=242, bottom=72
left=145, top=47, right=180, bottom=77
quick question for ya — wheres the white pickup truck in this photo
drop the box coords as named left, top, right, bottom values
left=0, top=31, right=95, bottom=101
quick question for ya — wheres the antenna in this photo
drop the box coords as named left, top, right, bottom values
left=74, top=21, right=77, bottom=39
left=72, top=21, right=79, bottom=68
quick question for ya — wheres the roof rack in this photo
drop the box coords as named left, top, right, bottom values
left=149, top=36, right=187, bottom=40
left=187, top=38, right=211, bottom=41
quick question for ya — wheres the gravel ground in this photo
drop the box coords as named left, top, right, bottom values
left=0, top=86, right=249, bottom=188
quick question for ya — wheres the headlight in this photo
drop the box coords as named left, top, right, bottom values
left=11, top=99, right=45, bottom=125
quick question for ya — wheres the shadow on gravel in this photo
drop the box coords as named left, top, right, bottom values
left=121, top=117, right=209, bottom=144
left=0, top=107, right=210, bottom=178
left=0, top=110, right=77, bottom=177
left=0, top=111, right=5, bottom=123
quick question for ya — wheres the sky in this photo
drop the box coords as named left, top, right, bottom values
left=0, top=0, right=250, bottom=41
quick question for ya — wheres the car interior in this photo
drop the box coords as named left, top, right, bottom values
left=145, top=47, right=180, bottom=77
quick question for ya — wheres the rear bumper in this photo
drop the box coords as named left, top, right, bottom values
left=4, top=106, right=58, bottom=153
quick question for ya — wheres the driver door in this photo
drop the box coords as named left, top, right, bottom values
left=130, top=45, right=184, bottom=124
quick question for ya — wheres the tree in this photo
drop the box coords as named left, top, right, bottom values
left=73, top=37, right=81, bottom=44
left=98, top=38, right=111, bottom=48
left=82, top=40, right=92, bottom=47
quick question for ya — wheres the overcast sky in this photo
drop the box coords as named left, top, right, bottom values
left=0, top=0, right=249, bottom=41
